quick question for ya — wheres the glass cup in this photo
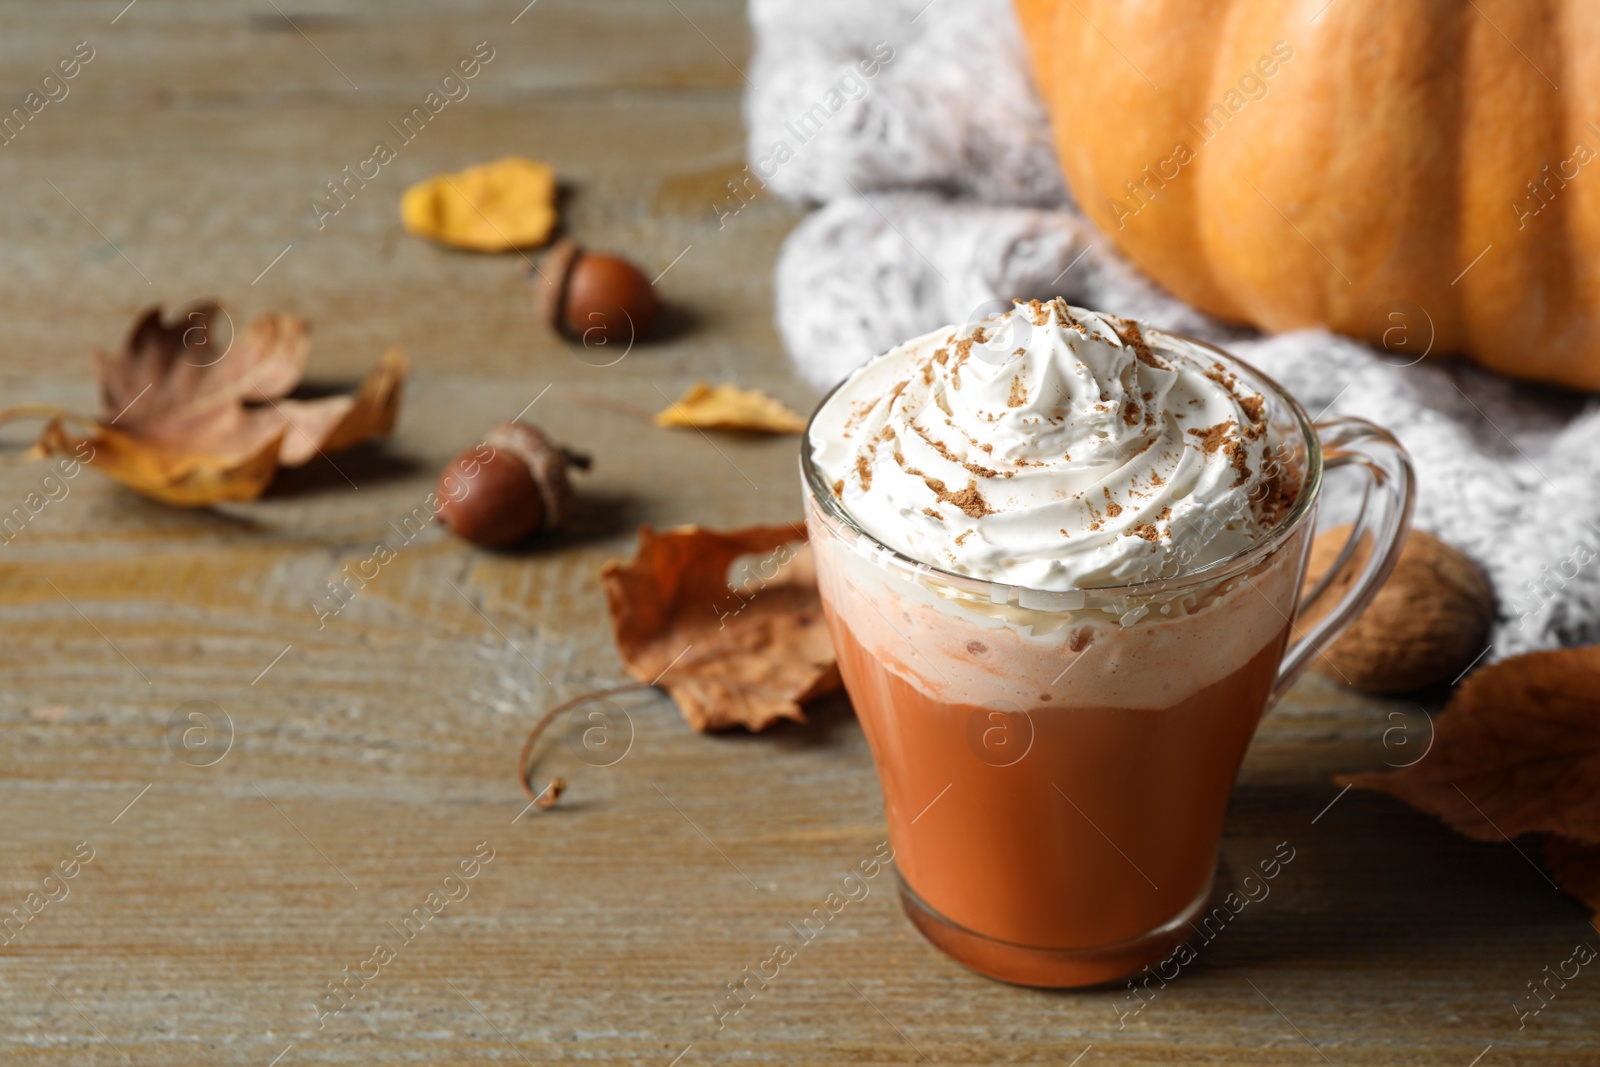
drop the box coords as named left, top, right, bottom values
left=801, top=332, right=1413, bottom=987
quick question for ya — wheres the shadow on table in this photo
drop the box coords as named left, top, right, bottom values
left=1185, top=784, right=1592, bottom=978
left=536, top=489, right=645, bottom=552
left=265, top=440, right=424, bottom=497
left=706, top=688, right=861, bottom=755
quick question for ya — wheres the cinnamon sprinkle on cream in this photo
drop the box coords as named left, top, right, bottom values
left=807, top=300, right=1288, bottom=590
left=1008, top=375, right=1027, bottom=408
left=904, top=465, right=996, bottom=518
left=1188, top=420, right=1237, bottom=455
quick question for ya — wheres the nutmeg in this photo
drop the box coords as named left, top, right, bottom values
left=436, top=421, right=590, bottom=548
left=1301, top=526, right=1495, bottom=693
left=535, top=239, right=660, bottom=345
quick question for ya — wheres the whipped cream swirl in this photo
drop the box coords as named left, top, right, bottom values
left=809, top=300, right=1287, bottom=589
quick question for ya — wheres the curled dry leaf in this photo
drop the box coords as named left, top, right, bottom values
left=278, top=343, right=407, bottom=465
left=600, top=524, right=840, bottom=731
left=654, top=381, right=807, bottom=435
left=31, top=304, right=405, bottom=506
left=1338, top=647, right=1600, bottom=840
left=1338, top=646, right=1600, bottom=843
left=400, top=156, right=557, bottom=252
left=1339, top=645, right=1600, bottom=924
left=38, top=414, right=284, bottom=507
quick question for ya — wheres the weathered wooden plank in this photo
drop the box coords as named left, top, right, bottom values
left=0, top=1, right=1596, bottom=1064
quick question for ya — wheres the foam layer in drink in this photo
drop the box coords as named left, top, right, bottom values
left=808, top=493, right=1304, bottom=712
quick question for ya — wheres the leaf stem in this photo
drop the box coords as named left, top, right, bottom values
left=518, top=682, right=651, bottom=803
left=0, top=403, right=73, bottom=425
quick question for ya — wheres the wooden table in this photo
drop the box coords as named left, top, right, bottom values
left=2, top=3, right=1595, bottom=1064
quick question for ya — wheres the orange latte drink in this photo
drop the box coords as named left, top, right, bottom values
left=803, top=300, right=1412, bottom=986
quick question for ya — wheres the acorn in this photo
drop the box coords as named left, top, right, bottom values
left=436, top=421, right=590, bottom=548
left=535, top=239, right=660, bottom=345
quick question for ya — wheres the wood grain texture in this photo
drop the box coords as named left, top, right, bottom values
left=0, top=2, right=1595, bottom=1064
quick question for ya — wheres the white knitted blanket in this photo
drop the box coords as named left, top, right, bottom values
left=747, top=0, right=1600, bottom=660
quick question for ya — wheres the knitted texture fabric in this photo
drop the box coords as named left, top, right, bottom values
left=749, top=0, right=1600, bottom=659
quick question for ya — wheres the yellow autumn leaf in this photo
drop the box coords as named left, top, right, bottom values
left=654, top=382, right=808, bottom=435
left=40, top=416, right=285, bottom=508
left=400, top=156, right=557, bottom=252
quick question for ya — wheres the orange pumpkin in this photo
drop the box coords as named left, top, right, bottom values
left=1014, top=0, right=1600, bottom=390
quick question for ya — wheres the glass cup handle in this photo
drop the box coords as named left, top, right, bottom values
left=1271, top=416, right=1417, bottom=705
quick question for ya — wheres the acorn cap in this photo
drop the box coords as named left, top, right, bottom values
left=535, top=239, right=583, bottom=333
left=484, top=420, right=589, bottom=531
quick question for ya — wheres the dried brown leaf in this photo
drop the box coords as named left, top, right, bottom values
left=39, top=415, right=285, bottom=507
left=273, top=347, right=407, bottom=466
left=1339, top=646, right=1600, bottom=843
left=32, top=304, right=405, bottom=506
left=98, top=304, right=309, bottom=455
left=600, top=524, right=840, bottom=731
